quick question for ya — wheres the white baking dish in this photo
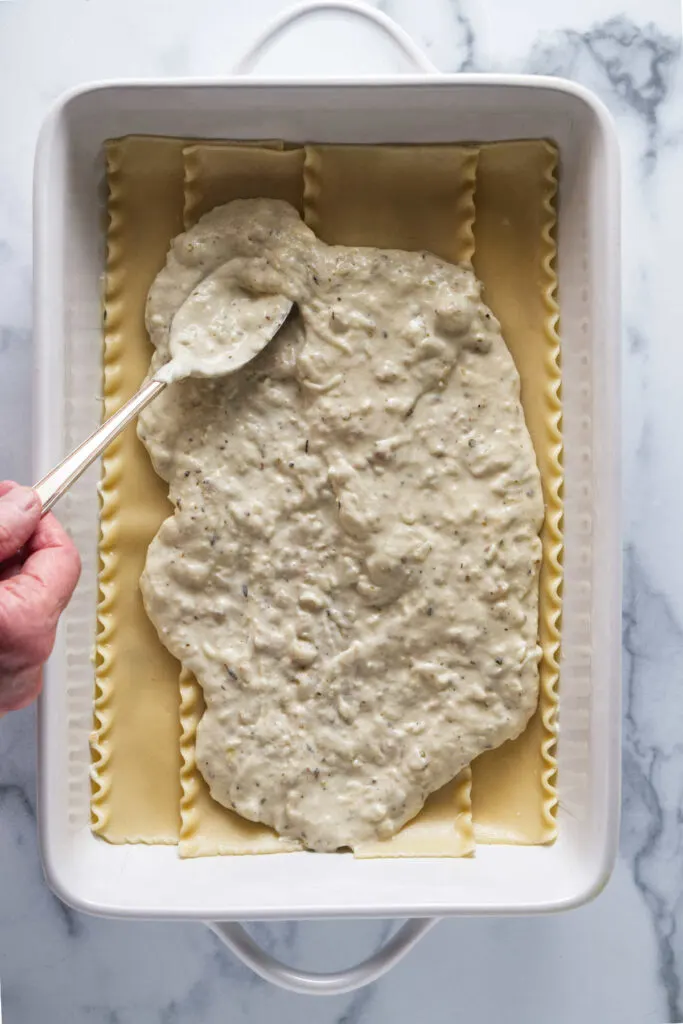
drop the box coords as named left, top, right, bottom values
left=33, top=0, right=622, bottom=995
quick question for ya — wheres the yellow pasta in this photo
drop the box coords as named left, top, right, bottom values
left=178, top=670, right=300, bottom=857
left=93, top=137, right=188, bottom=844
left=302, top=142, right=479, bottom=858
left=470, top=140, right=561, bottom=844
left=303, top=143, right=476, bottom=263
left=183, top=141, right=304, bottom=226
left=354, top=774, right=474, bottom=859
left=178, top=142, right=309, bottom=856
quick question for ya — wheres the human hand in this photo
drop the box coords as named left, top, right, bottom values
left=0, top=481, right=81, bottom=713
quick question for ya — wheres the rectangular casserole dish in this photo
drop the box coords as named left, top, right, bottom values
left=34, top=7, right=621, bottom=926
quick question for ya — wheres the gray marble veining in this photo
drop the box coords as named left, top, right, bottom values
left=623, top=546, right=683, bottom=1022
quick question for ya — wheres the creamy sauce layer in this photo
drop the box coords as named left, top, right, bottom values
left=156, top=259, right=293, bottom=384
left=138, top=199, right=544, bottom=852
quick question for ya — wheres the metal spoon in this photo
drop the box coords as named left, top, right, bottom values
left=34, top=280, right=293, bottom=514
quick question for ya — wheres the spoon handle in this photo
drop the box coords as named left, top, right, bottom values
left=34, top=378, right=166, bottom=515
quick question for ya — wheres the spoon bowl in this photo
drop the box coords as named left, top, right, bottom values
left=160, top=264, right=294, bottom=383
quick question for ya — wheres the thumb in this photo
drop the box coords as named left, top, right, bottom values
left=0, top=484, right=42, bottom=564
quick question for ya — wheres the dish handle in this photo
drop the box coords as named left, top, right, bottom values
left=205, top=917, right=438, bottom=995
left=232, top=0, right=438, bottom=75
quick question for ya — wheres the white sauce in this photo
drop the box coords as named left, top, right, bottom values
left=138, top=198, right=544, bottom=852
left=155, top=259, right=293, bottom=384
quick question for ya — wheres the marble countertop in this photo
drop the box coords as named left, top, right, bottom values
left=1, top=0, right=682, bottom=1021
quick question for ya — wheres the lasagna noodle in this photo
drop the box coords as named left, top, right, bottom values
left=304, top=143, right=478, bottom=858
left=183, top=142, right=305, bottom=226
left=178, top=142, right=478, bottom=857
left=179, top=143, right=307, bottom=857
left=92, top=136, right=188, bottom=843
left=303, top=144, right=477, bottom=264
left=179, top=670, right=300, bottom=857
left=470, top=140, right=562, bottom=844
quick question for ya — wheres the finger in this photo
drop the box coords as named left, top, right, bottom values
left=0, top=483, right=41, bottom=563
left=23, top=513, right=82, bottom=609
left=0, top=557, right=23, bottom=582
left=2, top=514, right=82, bottom=622
left=0, top=514, right=80, bottom=665
left=0, top=481, right=15, bottom=498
